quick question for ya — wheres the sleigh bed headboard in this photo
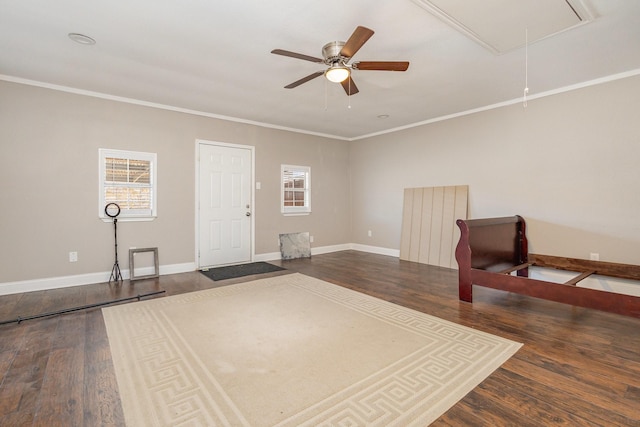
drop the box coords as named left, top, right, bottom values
left=455, top=215, right=528, bottom=273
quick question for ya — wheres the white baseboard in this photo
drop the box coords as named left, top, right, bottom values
left=254, top=243, right=398, bottom=262
left=254, top=252, right=282, bottom=262
left=0, top=262, right=196, bottom=296
left=159, top=262, right=197, bottom=276
left=0, top=244, right=399, bottom=296
left=349, top=244, right=401, bottom=258
left=312, top=243, right=353, bottom=255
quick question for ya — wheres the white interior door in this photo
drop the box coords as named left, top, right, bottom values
left=198, top=142, right=253, bottom=268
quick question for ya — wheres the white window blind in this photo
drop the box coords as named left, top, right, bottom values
left=99, top=149, right=157, bottom=220
left=281, top=164, right=310, bottom=215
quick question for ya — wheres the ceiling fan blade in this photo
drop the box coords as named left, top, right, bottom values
left=271, top=49, right=323, bottom=63
left=354, top=61, right=410, bottom=71
left=340, top=76, right=359, bottom=96
left=284, top=71, right=324, bottom=89
left=340, top=26, right=374, bottom=58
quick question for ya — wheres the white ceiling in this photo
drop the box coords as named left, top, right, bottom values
left=1, top=0, right=639, bottom=140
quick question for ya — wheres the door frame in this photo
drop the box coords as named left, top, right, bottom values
left=195, top=139, right=255, bottom=269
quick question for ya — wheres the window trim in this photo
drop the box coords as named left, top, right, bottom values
left=281, top=164, right=311, bottom=216
left=98, top=148, right=157, bottom=222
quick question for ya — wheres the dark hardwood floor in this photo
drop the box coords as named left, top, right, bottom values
left=1, top=250, right=639, bottom=426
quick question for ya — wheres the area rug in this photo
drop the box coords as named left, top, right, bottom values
left=200, top=261, right=286, bottom=281
left=103, top=273, right=522, bottom=426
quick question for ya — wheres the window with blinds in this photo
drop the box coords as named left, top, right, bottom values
left=99, top=149, right=157, bottom=219
left=281, top=165, right=310, bottom=215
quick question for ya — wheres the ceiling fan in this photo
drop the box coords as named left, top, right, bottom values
left=271, top=26, right=409, bottom=96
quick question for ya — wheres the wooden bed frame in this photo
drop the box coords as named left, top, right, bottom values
left=455, top=215, right=640, bottom=318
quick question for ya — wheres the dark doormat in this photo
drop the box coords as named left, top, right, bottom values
left=200, top=262, right=286, bottom=281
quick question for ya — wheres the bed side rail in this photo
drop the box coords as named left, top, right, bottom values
left=530, top=254, right=640, bottom=282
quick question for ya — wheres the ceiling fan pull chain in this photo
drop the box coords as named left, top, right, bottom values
left=324, top=78, right=328, bottom=111
left=523, top=27, right=529, bottom=108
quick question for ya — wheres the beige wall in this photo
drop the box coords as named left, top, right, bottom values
left=350, top=74, right=640, bottom=264
left=2, top=73, right=639, bottom=286
left=0, top=81, right=350, bottom=283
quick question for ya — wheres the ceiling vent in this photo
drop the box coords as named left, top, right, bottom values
left=412, top=0, right=596, bottom=54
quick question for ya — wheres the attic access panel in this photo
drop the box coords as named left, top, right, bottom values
left=412, top=0, right=595, bottom=54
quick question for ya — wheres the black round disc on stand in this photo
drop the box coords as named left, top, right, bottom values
left=106, top=203, right=123, bottom=283
left=105, top=202, right=120, bottom=218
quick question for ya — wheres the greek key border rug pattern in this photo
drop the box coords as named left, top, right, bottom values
left=103, top=273, right=521, bottom=426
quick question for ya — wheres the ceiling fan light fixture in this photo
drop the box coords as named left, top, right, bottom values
left=325, top=64, right=350, bottom=83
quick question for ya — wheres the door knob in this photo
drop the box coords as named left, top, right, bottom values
left=246, top=212, right=251, bottom=217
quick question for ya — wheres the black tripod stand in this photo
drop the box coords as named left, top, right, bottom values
left=105, top=203, right=123, bottom=283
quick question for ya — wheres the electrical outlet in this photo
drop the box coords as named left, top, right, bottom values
left=367, top=230, right=372, bottom=237
left=69, top=251, right=78, bottom=262
left=309, top=235, right=314, bottom=243
left=590, top=253, right=599, bottom=261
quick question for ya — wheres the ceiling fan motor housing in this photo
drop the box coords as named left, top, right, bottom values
left=322, top=41, right=346, bottom=65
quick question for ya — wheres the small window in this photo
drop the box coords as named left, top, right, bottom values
left=99, top=149, right=157, bottom=220
left=281, top=165, right=310, bottom=215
